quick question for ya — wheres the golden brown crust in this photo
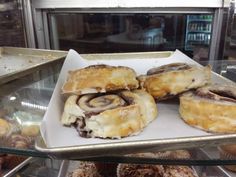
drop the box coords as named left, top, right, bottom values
left=179, top=85, right=236, bottom=133
left=61, top=90, right=157, bottom=139
left=62, top=65, right=139, bottom=95
left=138, top=63, right=211, bottom=100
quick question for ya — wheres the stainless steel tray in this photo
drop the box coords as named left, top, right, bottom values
left=35, top=134, right=236, bottom=160
left=0, top=47, right=67, bottom=85
left=35, top=51, right=236, bottom=160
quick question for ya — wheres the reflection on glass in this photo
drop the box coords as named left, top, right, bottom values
left=48, top=13, right=213, bottom=62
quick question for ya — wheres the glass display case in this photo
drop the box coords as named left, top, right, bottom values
left=26, top=0, right=231, bottom=67
left=0, top=49, right=236, bottom=176
left=0, top=0, right=236, bottom=176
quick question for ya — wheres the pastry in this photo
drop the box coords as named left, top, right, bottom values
left=179, top=85, right=236, bottom=133
left=8, top=134, right=31, bottom=149
left=61, top=89, right=157, bottom=139
left=62, top=65, right=139, bottom=95
left=163, top=166, right=197, bottom=177
left=117, top=163, right=165, bottom=177
left=138, top=63, right=211, bottom=100
left=21, top=125, right=40, bottom=137
left=68, top=162, right=102, bottom=177
left=117, top=152, right=195, bottom=177
left=0, top=118, right=11, bottom=137
left=219, top=144, right=236, bottom=172
left=3, top=154, right=26, bottom=169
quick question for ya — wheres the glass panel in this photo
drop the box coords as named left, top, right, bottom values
left=222, top=13, right=236, bottom=82
left=48, top=13, right=213, bottom=62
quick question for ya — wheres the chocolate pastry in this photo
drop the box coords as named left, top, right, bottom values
left=61, top=90, right=157, bottom=139
left=179, top=85, right=236, bottom=133
left=62, top=65, right=139, bottom=95
left=138, top=63, right=211, bottom=100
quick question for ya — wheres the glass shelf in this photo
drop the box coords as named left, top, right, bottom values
left=0, top=52, right=236, bottom=165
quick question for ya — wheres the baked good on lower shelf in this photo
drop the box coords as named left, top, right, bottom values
left=62, top=65, right=139, bottom=95
left=8, top=134, right=31, bottom=149
left=68, top=162, right=102, bottom=177
left=2, top=154, right=26, bottom=169
left=21, top=125, right=40, bottom=137
left=179, top=84, right=236, bottom=133
left=117, top=163, right=165, bottom=177
left=0, top=118, right=11, bottom=137
left=163, top=166, right=197, bottom=177
left=61, top=89, right=157, bottom=139
left=117, top=152, right=196, bottom=177
left=219, top=144, right=236, bottom=172
left=138, top=63, right=211, bottom=100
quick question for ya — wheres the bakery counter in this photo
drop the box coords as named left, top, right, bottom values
left=0, top=51, right=236, bottom=168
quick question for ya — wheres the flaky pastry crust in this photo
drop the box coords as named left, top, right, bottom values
left=61, top=90, right=157, bottom=139
left=138, top=63, right=211, bottom=100
left=179, top=85, right=236, bottom=133
left=62, top=65, right=139, bottom=95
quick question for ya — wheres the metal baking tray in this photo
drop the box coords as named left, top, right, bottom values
left=34, top=51, right=236, bottom=160
left=0, top=47, right=67, bottom=85
left=57, top=149, right=235, bottom=177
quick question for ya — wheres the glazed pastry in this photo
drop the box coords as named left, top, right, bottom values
left=61, top=90, right=157, bottom=138
left=62, top=65, right=139, bottom=95
left=138, top=63, right=211, bottom=100
left=179, top=85, right=236, bottom=133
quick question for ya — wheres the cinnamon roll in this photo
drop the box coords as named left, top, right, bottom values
left=138, top=63, right=211, bottom=100
left=62, top=65, right=139, bottom=95
left=61, top=90, right=157, bottom=139
left=179, top=85, right=236, bottom=133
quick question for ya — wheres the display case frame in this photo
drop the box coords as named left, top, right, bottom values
left=24, top=0, right=234, bottom=71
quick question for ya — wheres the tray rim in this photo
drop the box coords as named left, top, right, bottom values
left=35, top=133, right=236, bottom=159
left=0, top=46, right=68, bottom=85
